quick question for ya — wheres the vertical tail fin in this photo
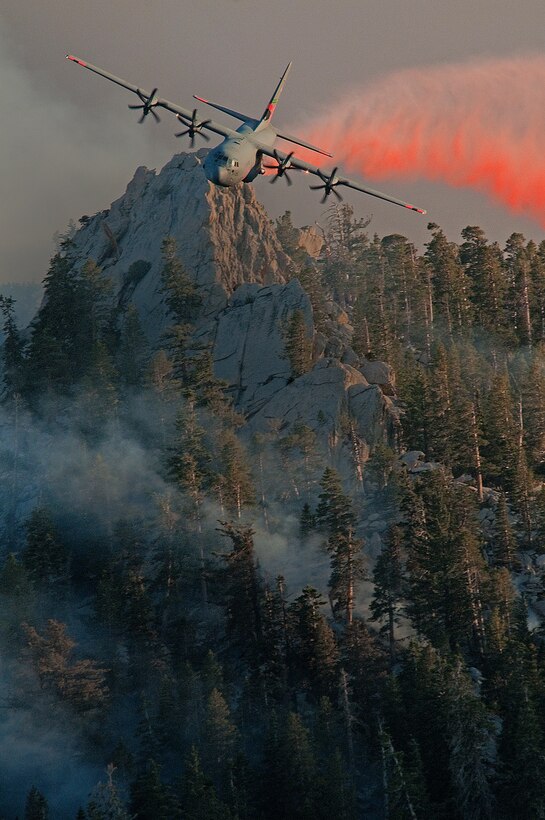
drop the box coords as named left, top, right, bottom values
left=258, top=62, right=292, bottom=128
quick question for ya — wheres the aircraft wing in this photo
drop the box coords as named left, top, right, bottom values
left=66, top=55, right=241, bottom=140
left=255, top=142, right=427, bottom=214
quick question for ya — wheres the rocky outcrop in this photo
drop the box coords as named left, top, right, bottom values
left=67, top=150, right=292, bottom=343
left=196, top=279, right=312, bottom=416
left=247, top=358, right=397, bottom=447
left=55, top=151, right=399, bottom=465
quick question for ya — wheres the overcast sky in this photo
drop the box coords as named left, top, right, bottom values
left=3, top=0, right=545, bottom=282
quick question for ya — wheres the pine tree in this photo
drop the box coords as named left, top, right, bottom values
left=460, top=226, right=509, bottom=338
left=24, top=786, right=49, bottom=820
left=168, top=399, right=211, bottom=519
left=522, top=349, right=545, bottom=470
left=492, top=493, right=518, bottom=569
left=284, top=309, right=313, bottom=378
left=261, top=711, right=318, bottom=820
left=425, top=223, right=471, bottom=336
left=481, top=372, right=519, bottom=488
left=0, top=294, right=24, bottom=397
left=357, top=235, right=394, bottom=359
left=446, top=661, right=494, bottom=820
left=505, top=232, right=533, bottom=347
left=160, top=236, right=201, bottom=322
left=289, top=586, right=339, bottom=699
left=403, top=473, right=488, bottom=653
left=87, top=764, right=131, bottom=820
left=202, top=688, right=239, bottom=797
left=23, top=620, right=108, bottom=711
left=275, top=210, right=302, bottom=260
left=180, top=747, right=231, bottom=820
left=300, top=502, right=315, bottom=538
left=129, top=759, right=179, bottom=820
left=370, top=526, right=405, bottom=663
left=498, top=686, right=545, bottom=818
left=216, top=522, right=263, bottom=654
left=79, top=258, right=113, bottom=353
left=22, top=506, right=69, bottom=592
left=341, top=619, right=388, bottom=722
left=78, top=341, right=119, bottom=439
left=216, top=429, right=254, bottom=518
left=118, top=303, right=148, bottom=387
left=25, top=254, right=82, bottom=393
left=297, top=265, right=329, bottom=333
left=278, top=422, right=320, bottom=500
left=316, top=468, right=364, bottom=624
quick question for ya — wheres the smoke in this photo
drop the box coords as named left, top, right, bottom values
left=0, top=27, right=170, bottom=284
left=296, top=55, right=545, bottom=225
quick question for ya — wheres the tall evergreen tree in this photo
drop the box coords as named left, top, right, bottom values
left=316, top=468, right=364, bottom=624
left=370, top=526, right=405, bottom=663
left=160, top=236, right=201, bottom=322
left=284, top=309, right=313, bottom=378
left=289, top=586, right=339, bottom=699
left=0, top=294, right=24, bottom=397
left=24, top=786, right=49, bottom=820
left=22, top=506, right=69, bottom=592
left=180, top=747, right=231, bottom=820
left=216, top=522, right=263, bottom=654
left=129, top=759, right=179, bottom=820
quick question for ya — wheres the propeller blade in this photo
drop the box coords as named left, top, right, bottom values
left=151, top=108, right=161, bottom=123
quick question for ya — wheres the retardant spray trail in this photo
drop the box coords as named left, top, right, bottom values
left=295, top=56, right=545, bottom=224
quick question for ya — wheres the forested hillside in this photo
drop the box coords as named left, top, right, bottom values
left=3, top=153, right=545, bottom=819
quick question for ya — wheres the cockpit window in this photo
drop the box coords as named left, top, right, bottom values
left=214, top=155, right=239, bottom=168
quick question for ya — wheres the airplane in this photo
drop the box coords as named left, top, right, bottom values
left=66, top=55, right=426, bottom=215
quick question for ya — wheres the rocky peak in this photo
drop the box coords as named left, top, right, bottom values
left=67, top=149, right=292, bottom=342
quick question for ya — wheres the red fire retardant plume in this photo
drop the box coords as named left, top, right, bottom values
left=294, top=56, right=545, bottom=224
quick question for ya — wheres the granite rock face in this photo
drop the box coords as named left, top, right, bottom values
left=56, top=151, right=399, bottom=460
left=68, top=150, right=291, bottom=343
left=198, top=279, right=312, bottom=416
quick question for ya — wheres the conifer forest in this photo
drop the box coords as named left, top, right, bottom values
left=4, top=175, right=545, bottom=819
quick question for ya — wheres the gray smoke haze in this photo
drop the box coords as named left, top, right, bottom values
left=0, top=26, right=172, bottom=286
left=0, top=379, right=363, bottom=816
left=0, top=671, right=102, bottom=818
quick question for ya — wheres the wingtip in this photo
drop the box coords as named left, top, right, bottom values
left=66, top=54, right=86, bottom=66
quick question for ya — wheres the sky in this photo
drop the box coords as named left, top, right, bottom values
left=3, top=0, right=545, bottom=283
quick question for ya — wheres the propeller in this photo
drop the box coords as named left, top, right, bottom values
left=175, top=110, right=211, bottom=146
left=128, top=88, right=161, bottom=123
left=309, top=168, right=343, bottom=203
left=263, top=150, right=296, bottom=185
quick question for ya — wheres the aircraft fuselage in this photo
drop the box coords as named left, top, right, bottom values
left=203, top=122, right=276, bottom=186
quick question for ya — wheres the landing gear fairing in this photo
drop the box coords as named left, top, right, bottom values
left=65, top=55, right=426, bottom=215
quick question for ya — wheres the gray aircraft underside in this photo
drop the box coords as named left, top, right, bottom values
left=66, top=55, right=426, bottom=215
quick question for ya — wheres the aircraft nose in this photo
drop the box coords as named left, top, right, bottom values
left=217, top=168, right=230, bottom=186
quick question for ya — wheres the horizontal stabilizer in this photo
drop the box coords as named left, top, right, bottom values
left=193, top=96, right=255, bottom=125
left=276, top=131, right=332, bottom=158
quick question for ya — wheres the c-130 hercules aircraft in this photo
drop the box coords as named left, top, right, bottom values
left=66, top=55, right=426, bottom=214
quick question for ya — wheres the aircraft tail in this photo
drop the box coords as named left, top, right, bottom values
left=257, top=62, right=292, bottom=128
